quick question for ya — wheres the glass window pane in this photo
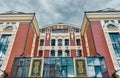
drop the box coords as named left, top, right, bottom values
left=65, top=50, right=69, bottom=56
left=40, top=39, right=44, bottom=46
left=58, top=50, right=62, bottom=56
left=22, top=66, right=29, bottom=77
left=58, top=39, right=62, bottom=46
left=51, top=39, right=55, bottom=46
left=43, top=58, right=74, bottom=77
left=109, top=33, right=120, bottom=66
left=67, top=66, right=74, bottom=77
left=67, top=58, right=73, bottom=65
left=43, top=65, right=50, bottom=77
left=93, top=58, right=100, bottom=65
left=0, top=34, right=11, bottom=66
left=88, top=66, right=95, bottom=77
left=16, top=67, right=23, bottom=77
left=77, top=50, right=82, bottom=57
left=95, top=66, right=102, bottom=77
left=51, top=50, right=55, bottom=57
left=99, top=57, right=107, bottom=72
left=50, top=58, right=55, bottom=64
left=25, top=58, right=31, bottom=65
left=18, top=59, right=25, bottom=66
left=62, top=58, right=67, bottom=65
left=65, top=39, right=69, bottom=46
left=76, top=39, right=81, bottom=46
left=62, top=66, right=67, bottom=77
left=87, top=58, right=94, bottom=65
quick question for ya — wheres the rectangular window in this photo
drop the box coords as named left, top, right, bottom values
left=51, top=39, right=55, bottom=46
left=65, top=39, right=69, bottom=46
left=109, top=33, right=120, bottom=66
left=0, top=34, right=11, bottom=66
left=87, top=57, right=108, bottom=78
left=58, top=39, right=62, bottom=46
left=65, top=50, right=70, bottom=56
left=51, top=50, right=55, bottom=57
left=77, top=50, right=82, bottom=57
left=11, top=57, right=31, bottom=77
left=40, top=39, right=44, bottom=46
left=41, top=29, right=45, bottom=33
left=38, top=50, right=43, bottom=57
left=43, top=57, right=74, bottom=77
left=76, top=39, right=81, bottom=46
left=76, top=29, right=79, bottom=33
left=58, top=50, right=62, bottom=56
left=52, top=29, right=68, bottom=33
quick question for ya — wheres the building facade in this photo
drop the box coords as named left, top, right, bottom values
left=0, top=9, right=119, bottom=78
left=0, top=11, right=39, bottom=77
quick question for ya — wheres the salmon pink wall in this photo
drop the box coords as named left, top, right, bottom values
left=86, top=25, right=96, bottom=56
left=71, top=50, right=76, bottom=57
left=44, top=50, right=49, bottom=57
left=90, top=21, right=115, bottom=77
left=24, top=25, right=34, bottom=56
left=81, top=36, right=87, bottom=57
left=5, top=23, right=34, bottom=76
left=33, top=37, right=39, bottom=57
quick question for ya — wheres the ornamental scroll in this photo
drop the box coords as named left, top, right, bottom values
left=30, top=58, right=42, bottom=77
left=75, top=58, right=87, bottom=77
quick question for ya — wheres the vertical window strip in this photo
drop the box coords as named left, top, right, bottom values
left=0, top=34, right=11, bottom=66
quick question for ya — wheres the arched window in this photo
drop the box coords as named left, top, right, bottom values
left=4, top=26, right=13, bottom=30
left=107, top=24, right=117, bottom=29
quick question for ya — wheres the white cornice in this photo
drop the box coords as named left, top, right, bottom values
left=86, top=12, right=120, bottom=20
left=0, top=14, right=34, bottom=22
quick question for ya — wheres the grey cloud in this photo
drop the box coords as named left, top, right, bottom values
left=0, top=0, right=120, bottom=27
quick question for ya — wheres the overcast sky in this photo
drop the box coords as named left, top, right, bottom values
left=0, top=0, right=120, bottom=27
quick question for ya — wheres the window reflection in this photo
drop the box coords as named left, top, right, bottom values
left=65, top=50, right=69, bottom=56
left=51, top=50, right=55, bottom=57
left=58, top=39, right=62, bottom=46
left=0, top=34, right=11, bottom=66
left=51, top=39, right=55, bottom=46
left=58, top=50, right=62, bottom=56
left=11, top=57, right=31, bottom=77
left=65, top=39, right=69, bottom=46
left=43, top=57, right=74, bottom=77
left=87, top=57, right=108, bottom=78
left=109, top=33, right=120, bottom=66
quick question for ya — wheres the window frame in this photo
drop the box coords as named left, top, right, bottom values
left=65, top=39, right=69, bottom=46
left=76, top=39, right=81, bottom=46
left=65, top=50, right=70, bottom=57
left=77, top=50, right=82, bottom=57
left=40, top=39, right=44, bottom=46
left=11, top=57, right=31, bottom=77
left=50, top=50, right=55, bottom=57
left=0, top=34, right=11, bottom=67
left=58, top=39, right=62, bottom=46
left=51, top=39, right=56, bottom=46
left=58, top=50, right=62, bottom=57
